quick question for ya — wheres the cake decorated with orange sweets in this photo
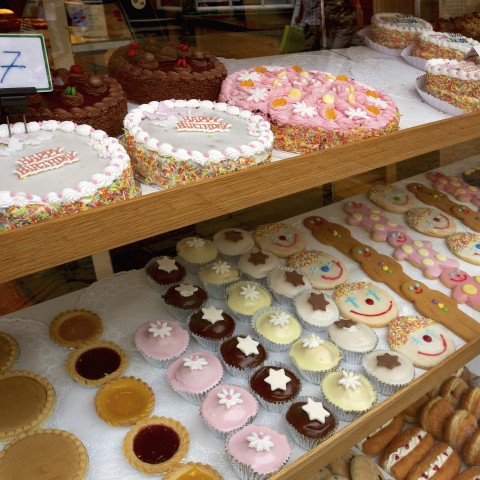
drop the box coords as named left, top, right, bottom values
left=424, top=59, right=480, bottom=112
left=108, top=40, right=227, bottom=104
left=219, top=65, right=400, bottom=153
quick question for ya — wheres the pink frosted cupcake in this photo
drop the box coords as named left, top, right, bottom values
left=226, top=424, right=291, bottom=480
left=134, top=319, right=189, bottom=368
left=166, top=351, right=223, bottom=405
left=200, top=384, right=259, bottom=440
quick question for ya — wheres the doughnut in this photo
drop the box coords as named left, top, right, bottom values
left=357, top=414, right=405, bottom=456
left=419, top=396, right=454, bottom=440
left=402, top=394, right=430, bottom=424
left=439, top=376, right=469, bottom=408
left=380, top=427, right=434, bottom=480
left=443, top=409, right=477, bottom=452
left=456, top=466, right=480, bottom=479
left=461, top=386, right=480, bottom=421
left=463, top=429, right=480, bottom=466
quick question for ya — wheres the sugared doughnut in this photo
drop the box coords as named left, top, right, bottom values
left=443, top=409, right=477, bottom=452
left=419, top=396, right=454, bottom=440
left=463, top=429, right=480, bottom=466
left=439, top=376, right=469, bottom=408
left=461, top=386, right=480, bottom=421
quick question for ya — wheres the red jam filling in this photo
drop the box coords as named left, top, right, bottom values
left=133, top=425, right=180, bottom=464
left=75, top=347, right=121, bottom=380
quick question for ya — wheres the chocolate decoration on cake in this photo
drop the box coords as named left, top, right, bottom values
left=249, top=251, right=269, bottom=265
left=334, top=319, right=357, bottom=329
left=224, top=230, right=244, bottom=243
left=250, top=366, right=301, bottom=402
left=220, top=337, right=267, bottom=369
left=189, top=310, right=235, bottom=339
left=308, top=292, right=330, bottom=311
left=376, top=352, right=401, bottom=369
left=163, top=284, right=208, bottom=310
left=286, top=401, right=336, bottom=439
left=285, top=270, right=305, bottom=287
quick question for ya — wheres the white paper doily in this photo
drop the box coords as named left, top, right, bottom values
left=401, top=45, right=428, bottom=72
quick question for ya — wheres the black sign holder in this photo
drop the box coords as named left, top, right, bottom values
left=0, top=87, right=37, bottom=137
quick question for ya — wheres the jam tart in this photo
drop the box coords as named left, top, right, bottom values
left=163, top=461, right=224, bottom=479
left=0, top=331, right=19, bottom=373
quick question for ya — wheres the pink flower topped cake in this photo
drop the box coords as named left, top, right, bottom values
left=219, top=65, right=400, bottom=153
left=424, top=59, right=480, bottom=112
left=226, top=424, right=291, bottom=479
left=200, top=384, right=259, bottom=439
left=0, top=121, right=139, bottom=231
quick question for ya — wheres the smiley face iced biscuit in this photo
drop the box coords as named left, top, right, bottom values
left=406, top=207, right=456, bottom=238
left=333, top=281, right=398, bottom=328
left=252, top=222, right=306, bottom=259
left=439, top=267, right=480, bottom=311
left=287, top=250, right=348, bottom=290
left=368, top=184, right=417, bottom=214
left=446, top=232, right=480, bottom=266
left=343, top=201, right=406, bottom=242
left=388, top=315, right=455, bottom=369
left=387, top=231, right=460, bottom=279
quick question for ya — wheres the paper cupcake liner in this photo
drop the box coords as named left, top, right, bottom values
left=220, top=340, right=269, bottom=380
left=226, top=281, right=273, bottom=324
left=328, top=329, right=378, bottom=365
left=401, top=44, right=428, bottom=71
left=167, top=374, right=223, bottom=406
left=285, top=395, right=338, bottom=450
left=200, top=407, right=258, bottom=441
left=137, top=336, right=190, bottom=369
left=358, top=27, right=404, bottom=56
left=415, top=75, right=466, bottom=116
left=290, top=350, right=343, bottom=384
left=144, top=257, right=185, bottom=295
left=163, top=300, right=207, bottom=323
left=190, top=331, right=234, bottom=353
left=321, top=394, right=374, bottom=422
left=176, top=241, right=219, bottom=274
left=219, top=252, right=242, bottom=265
left=249, top=360, right=301, bottom=414
left=200, top=278, right=237, bottom=300
left=362, top=368, right=415, bottom=397
left=251, top=307, right=301, bottom=353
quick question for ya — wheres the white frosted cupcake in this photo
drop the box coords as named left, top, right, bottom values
left=328, top=318, right=378, bottom=364
left=198, top=259, right=240, bottom=299
left=237, top=248, right=281, bottom=283
left=176, top=236, right=218, bottom=273
left=267, top=267, right=312, bottom=307
left=226, top=281, right=272, bottom=323
left=252, top=307, right=302, bottom=352
left=213, top=228, right=255, bottom=264
left=294, top=290, right=339, bottom=333
left=362, top=349, right=415, bottom=396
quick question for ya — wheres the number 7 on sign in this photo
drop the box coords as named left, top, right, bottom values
left=0, top=51, right=26, bottom=83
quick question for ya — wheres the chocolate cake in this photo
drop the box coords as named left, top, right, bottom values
left=107, top=40, right=227, bottom=104
left=20, top=65, right=127, bottom=138
left=286, top=400, right=336, bottom=440
left=188, top=309, right=235, bottom=340
left=220, top=336, right=267, bottom=370
left=249, top=365, right=301, bottom=404
left=163, top=284, right=208, bottom=310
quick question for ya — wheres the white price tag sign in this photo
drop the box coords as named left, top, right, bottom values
left=0, top=34, right=52, bottom=92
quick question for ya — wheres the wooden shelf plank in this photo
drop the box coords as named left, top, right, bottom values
left=0, top=113, right=479, bottom=284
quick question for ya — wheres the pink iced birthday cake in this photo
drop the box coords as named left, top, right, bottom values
left=122, top=99, right=273, bottom=188
left=219, top=65, right=399, bottom=153
left=0, top=121, right=139, bottom=231
left=424, top=59, right=480, bottom=112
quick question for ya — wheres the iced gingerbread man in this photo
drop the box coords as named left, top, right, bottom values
left=439, top=267, right=480, bottom=311
left=426, top=171, right=480, bottom=208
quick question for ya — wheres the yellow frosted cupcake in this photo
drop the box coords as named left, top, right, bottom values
left=226, top=281, right=271, bottom=323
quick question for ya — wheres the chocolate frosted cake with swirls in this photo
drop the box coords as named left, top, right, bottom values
left=20, top=65, right=127, bottom=138
left=107, top=40, right=227, bottom=104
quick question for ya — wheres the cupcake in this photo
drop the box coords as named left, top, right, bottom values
left=321, top=369, right=377, bottom=421
left=328, top=319, right=378, bottom=364
left=252, top=307, right=302, bottom=352
left=145, top=256, right=186, bottom=294
left=213, top=228, right=255, bottom=263
left=198, top=260, right=240, bottom=299
left=188, top=305, right=235, bottom=351
left=362, top=349, right=415, bottom=396
left=294, top=290, right=339, bottom=333
left=200, top=384, right=259, bottom=440
left=237, top=248, right=281, bottom=282
left=134, top=319, right=189, bottom=368
left=219, top=335, right=268, bottom=380
left=285, top=396, right=337, bottom=450
left=162, top=283, right=208, bottom=322
left=226, top=424, right=291, bottom=480
left=249, top=361, right=302, bottom=413
left=166, top=351, right=223, bottom=405
left=226, top=281, right=272, bottom=323
left=176, top=236, right=218, bottom=273
left=288, top=334, right=342, bottom=383
left=267, top=267, right=312, bottom=307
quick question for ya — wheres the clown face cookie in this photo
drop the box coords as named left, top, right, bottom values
left=333, top=281, right=398, bottom=328
left=368, top=184, right=417, bottom=214
left=406, top=207, right=456, bottom=238
left=252, top=222, right=306, bottom=259
left=287, top=250, right=348, bottom=290
left=446, top=232, right=480, bottom=266
left=388, top=315, right=455, bottom=369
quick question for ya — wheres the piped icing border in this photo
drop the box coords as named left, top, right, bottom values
left=0, top=120, right=132, bottom=208
left=372, top=13, right=433, bottom=32
left=123, top=99, right=274, bottom=165
left=417, top=31, right=480, bottom=53
left=425, top=59, right=480, bottom=80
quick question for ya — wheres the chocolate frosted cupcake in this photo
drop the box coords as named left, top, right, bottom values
left=162, top=283, right=208, bottom=322
left=145, top=256, right=186, bottom=294
left=213, top=228, right=255, bottom=263
left=220, top=335, right=268, bottom=380
left=198, top=260, right=240, bottom=299
left=249, top=361, right=302, bottom=413
left=188, top=305, right=235, bottom=351
left=285, top=396, right=337, bottom=450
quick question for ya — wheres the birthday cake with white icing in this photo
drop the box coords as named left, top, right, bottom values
left=219, top=65, right=399, bottom=153
left=0, top=121, right=139, bottom=231
left=122, top=99, right=273, bottom=188
left=424, top=59, right=480, bottom=112
left=370, top=12, right=433, bottom=50
left=411, top=31, right=480, bottom=61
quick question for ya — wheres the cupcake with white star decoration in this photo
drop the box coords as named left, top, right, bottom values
left=162, top=283, right=208, bottom=322
left=145, top=255, right=186, bottom=294
left=321, top=369, right=377, bottom=421
left=226, top=424, right=291, bottom=480
left=200, top=384, right=259, bottom=440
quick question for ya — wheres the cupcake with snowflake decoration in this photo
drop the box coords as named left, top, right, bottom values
left=226, top=280, right=272, bottom=323
left=198, top=259, right=240, bottom=299
left=176, top=236, right=218, bottom=273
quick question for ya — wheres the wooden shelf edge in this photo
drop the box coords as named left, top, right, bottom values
left=1, top=113, right=479, bottom=283
left=271, top=335, right=480, bottom=479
